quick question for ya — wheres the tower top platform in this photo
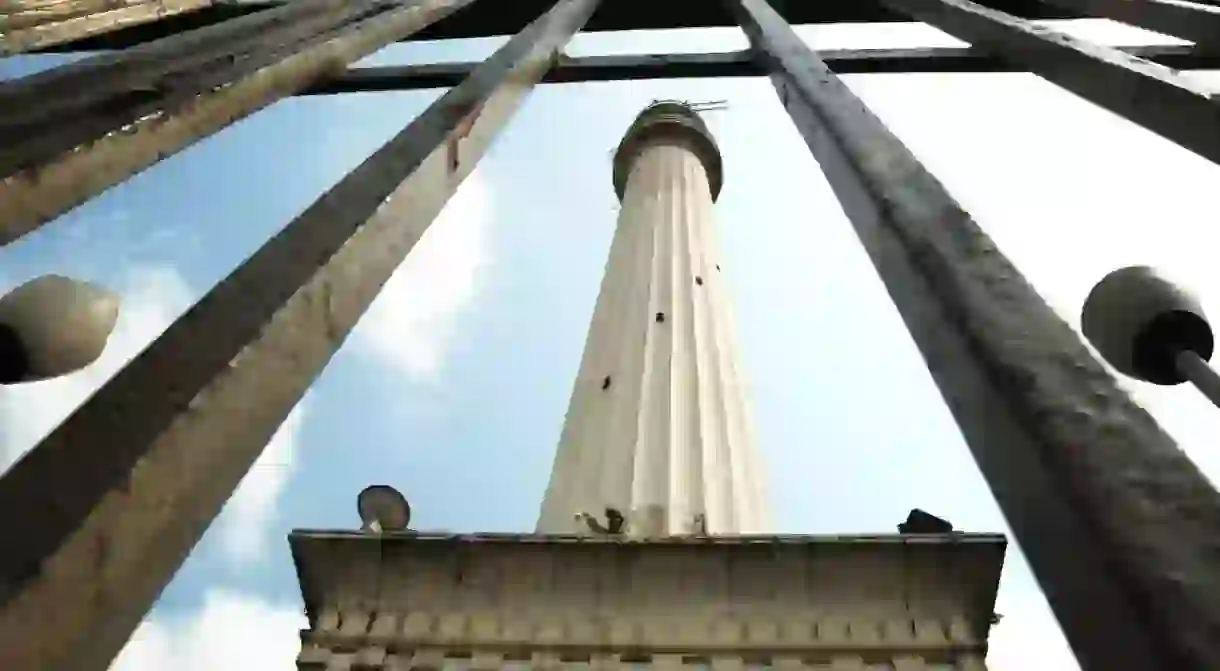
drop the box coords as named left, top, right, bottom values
left=612, top=101, right=724, bottom=202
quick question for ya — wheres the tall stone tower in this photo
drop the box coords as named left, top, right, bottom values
left=289, top=102, right=1006, bottom=671
left=538, top=102, right=769, bottom=537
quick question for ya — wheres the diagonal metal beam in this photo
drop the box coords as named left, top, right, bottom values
left=874, top=0, right=1220, bottom=169
left=1036, top=0, right=1220, bottom=46
left=0, top=0, right=601, bottom=668
left=33, top=0, right=1085, bottom=52
left=1, top=0, right=104, bottom=30
left=298, top=44, right=1220, bottom=95
left=726, top=0, right=1220, bottom=670
left=0, top=0, right=383, bottom=168
left=1, top=0, right=214, bottom=54
left=0, top=0, right=343, bottom=89
left=0, top=0, right=478, bottom=247
left=0, top=0, right=374, bottom=132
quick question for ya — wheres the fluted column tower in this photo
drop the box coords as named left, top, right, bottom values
left=537, top=102, right=770, bottom=537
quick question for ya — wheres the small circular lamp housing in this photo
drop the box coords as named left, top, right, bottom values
left=0, top=275, right=120, bottom=384
left=1081, top=266, right=1213, bottom=385
left=357, top=485, right=411, bottom=533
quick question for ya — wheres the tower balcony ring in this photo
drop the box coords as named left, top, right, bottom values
left=612, top=102, right=724, bottom=202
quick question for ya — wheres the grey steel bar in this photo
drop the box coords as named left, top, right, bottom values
left=1177, top=350, right=1220, bottom=410
left=0, top=0, right=600, bottom=668
left=300, top=44, right=1216, bottom=95
left=36, top=0, right=1083, bottom=53
left=0, top=0, right=374, bottom=139
left=874, top=0, right=1220, bottom=168
left=1, top=0, right=98, bottom=29
left=726, top=0, right=1220, bottom=670
left=0, top=0, right=478, bottom=247
left=1036, top=0, right=1220, bottom=46
left=0, top=0, right=383, bottom=168
left=0, top=0, right=342, bottom=91
left=1, top=0, right=213, bottom=54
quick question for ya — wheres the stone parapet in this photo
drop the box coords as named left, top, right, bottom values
left=291, top=532, right=1003, bottom=670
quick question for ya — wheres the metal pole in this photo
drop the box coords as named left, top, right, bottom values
left=1034, top=0, right=1220, bottom=47
left=725, top=0, right=1220, bottom=669
left=873, top=0, right=1220, bottom=169
left=1, top=0, right=214, bottom=54
left=0, top=0, right=600, bottom=668
left=0, top=0, right=380, bottom=166
left=1176, top=350, right=1220, bottom=410
left=22, top=0, right=1086, bottom=53
left=0, top=0, right=480, bottom=246
left=1, top=0, right=343, bottom=90
left=298, top=44, right=1219, bottom=96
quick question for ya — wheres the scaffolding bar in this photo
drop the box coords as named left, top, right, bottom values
left=2, top=0, right=136, bottom=30
left=36, top=0, right=1083, bottom=52
left=726, top=0, right=1220, bottom=670
left=0, top=0, right=379, bottom=152
left=1037, top=0, right=1220, bottom=46
left=300, top=44, right=1217, bottom=95
left=0, top=0, right=600, bottom=667
left=877, top=0, right=1220, bottom=167
left=1, top=0, right=214, bottom=54
left=0, top=0, right=344, bottom=87
left=0, top=0, right=479, bottom=247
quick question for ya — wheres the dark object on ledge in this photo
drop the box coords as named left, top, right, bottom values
left=898, top=508, right=954, bottom=534
left=578, top=507, right=627, bottom=535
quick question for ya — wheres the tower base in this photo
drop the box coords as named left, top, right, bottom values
left=290, top=531, right=1003, bottom=670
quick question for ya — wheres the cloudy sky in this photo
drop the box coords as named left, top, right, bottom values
left=2, top=14, right=1219, bottom=671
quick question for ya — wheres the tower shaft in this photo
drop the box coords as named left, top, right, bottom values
left=538, top=103, right=769, bottom=536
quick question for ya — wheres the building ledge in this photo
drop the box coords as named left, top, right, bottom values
left=289, top=528, right=1006, bottom=546
left=290, top=530, right=1006, bottom=655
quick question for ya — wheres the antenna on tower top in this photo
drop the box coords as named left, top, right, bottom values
left=647, top=98, right=730, bottom=114
left=688, top=99, right=729, bottom=113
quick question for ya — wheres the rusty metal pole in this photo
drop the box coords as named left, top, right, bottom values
left=0, top=0, right=600, bottom=667
left=0, top=0, right=480, bottom=246
left=0, top=0, right=346, bottom=95
left=726, top=0, right=1220, bottom=669
left=1, top=0, right=215, bottom=54
left=872, top=0, right=1220, bottom=168
left=0, top=0, right=382, bottom=140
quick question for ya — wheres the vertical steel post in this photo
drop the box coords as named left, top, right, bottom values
left=725, top=0, right=1220, bottom=669
left=0, top=0, right=600, bottom=668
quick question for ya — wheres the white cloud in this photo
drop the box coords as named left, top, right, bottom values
left=111, top=590, right=304, bottom=671
left=351, top=170, right=494, bottom=379
left=214, top=395, right=310, bottom=563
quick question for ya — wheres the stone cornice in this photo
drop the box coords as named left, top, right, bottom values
left=291, top=532, right=1005, bottom=642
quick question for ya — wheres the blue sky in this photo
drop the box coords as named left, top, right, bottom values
left=3, top=17, right=1220, bottom=671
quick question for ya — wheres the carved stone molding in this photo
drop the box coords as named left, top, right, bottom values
left=291, top=532, right=1002, bottom=671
